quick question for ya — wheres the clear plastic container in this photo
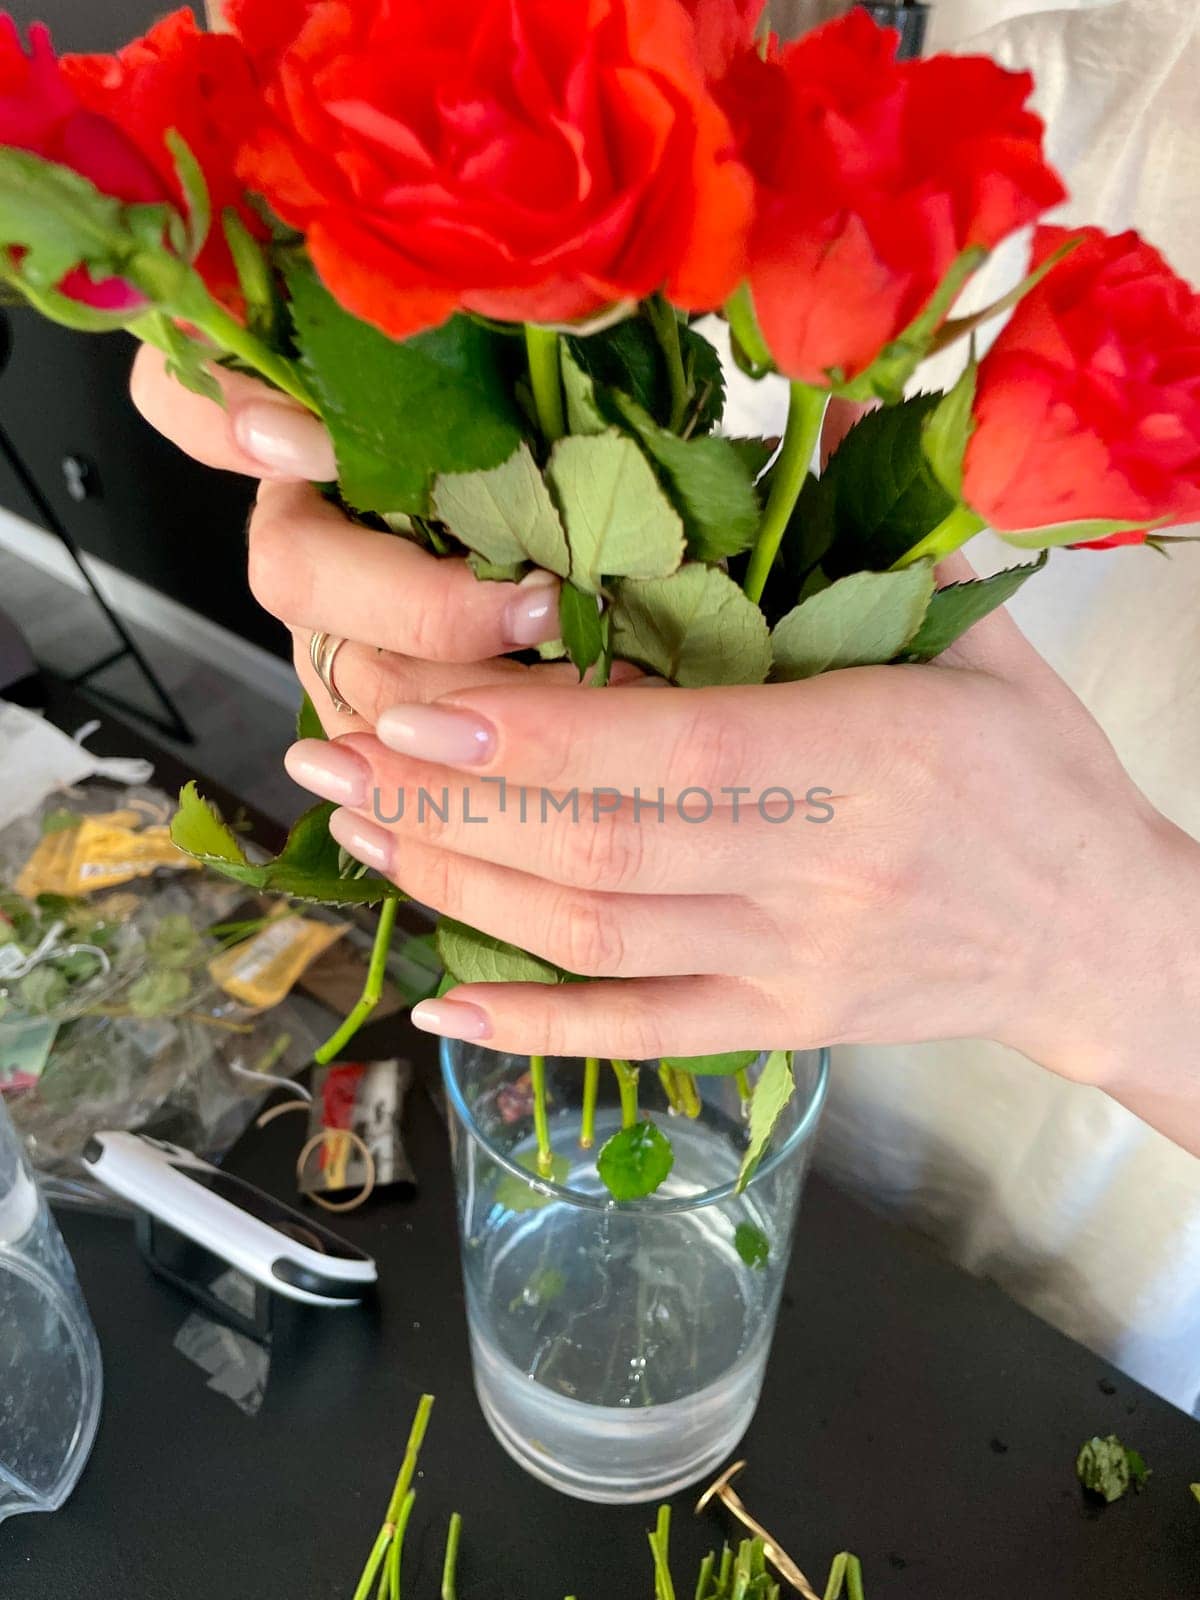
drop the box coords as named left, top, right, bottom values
left=443, top=1043, right=828, bottom=1503
left=0, top=1090, right=102, bottom=1521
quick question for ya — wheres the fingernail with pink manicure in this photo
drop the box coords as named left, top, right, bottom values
left=328, top=807, right=393, bottom=870
left=232, top=401, right=337, bottom=480
left=505, top=570, right=561, bottom=646
left=376, top=703, right=496, bottom=766
left=411, top=997, right=492, bottom=1041
left=284, top=740, right=368, bottom=806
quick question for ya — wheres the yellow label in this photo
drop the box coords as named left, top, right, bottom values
left=207, top=914, right=346, bottom=1010
left=15, top=827, right=78, bottom=897
left=64, top=821, right=199, bottom=893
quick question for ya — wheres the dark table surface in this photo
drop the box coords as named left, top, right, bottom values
left=3, top=690, right=1199, bottom=1597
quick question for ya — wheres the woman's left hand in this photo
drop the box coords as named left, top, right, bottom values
left=284, top=584, right=1200, bottom=1107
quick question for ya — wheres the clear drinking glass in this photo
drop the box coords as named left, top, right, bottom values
left=0, top=1089, right=102, bottom=1522
left=443, top=1042, right=828, bottom=1503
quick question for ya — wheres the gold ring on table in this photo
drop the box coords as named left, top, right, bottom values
left=309, top=630, right=354, bottom=717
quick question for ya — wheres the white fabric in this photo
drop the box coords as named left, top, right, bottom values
left=728, top=0, right=1200, bottom=1414
left=0, top=701, right=154, bottom=831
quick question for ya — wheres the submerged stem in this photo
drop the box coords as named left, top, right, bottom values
left=580, top=1055, right=600, bottom=1148
left=611, top=1058, right=640, bottom=1129
left=530, top=1053, right=553, bottom=1176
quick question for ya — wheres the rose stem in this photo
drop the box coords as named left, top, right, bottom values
left=734, top=1067, right=752, bottom=1105
left=648, top=1504, right=677, bottom=1600
left=350, top=1530, right=390, bottom=1600
left=742, top=382, right=828, bottom=604
left=313, top=895, right=398, bottom=1065
left=349, top=1394, right=433, bottom=1600
left=441, top=1512, right=463, bottom=1600
left=611, top=1058, right=640, bottom=1128
left=694, top=1552, right=715, bottom=1600
left=648, top=295, right=689, bottom=433
left=580, top=1055, right=600, bottom=1148
left=658, top=1061, right=685, bottom=1113
left=530, top=1053, right=553, bottom=1176
left=524, top=324, right=566, bottom=443
left=890, top=502, right=985, bottom=569
left=677, top=1070, right=702, bottom=1119
left=382, top=1489, right=415, bottom=1600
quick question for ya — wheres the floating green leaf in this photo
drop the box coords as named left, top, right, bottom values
left=433, top=444, right=570, bottom=577
left=437, top=918, right=568, bottom=985
left=171, top=782, right=395, bottom=905
left=286, top=260, right=523, bottom=515
left=495, top=1151, right=569, bottom=1213
left=597, top=1120, right=674, bottom=1200
left=608, top=393, right=760, bottom=561
left=905, top=554, right=1046, bottom=661
left=546, top=432, right=685, bottom=594
left=610, top=565, right=771, bottom=686
left=736, top=1050, right=794, bottom=1192
left=734, top=1222, right=770, bottom=1270
left=662, top=1050, right=758, bottom=1077
left=771, top=563, right=934, bottom=680
left=1076, top=1435, right=1150, bottom=1503
left=558, top=583, right=605, bottom=678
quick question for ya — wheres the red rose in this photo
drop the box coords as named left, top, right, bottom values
left=227, top=0, right=755, bottom=339
left=719, top=10, right=1065, bottom=385
left=0, top=16, right=168, bottom=309
left=962, top=226, right=1200, bottom=544
left=62, top=10, right=266, bottom=314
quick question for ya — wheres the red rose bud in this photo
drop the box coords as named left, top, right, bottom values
left=0, top=16, right=167, bottom=310
left=226, top=0, right=755, bottom=339
left=962, top=226, right=1200, bottom=547
left=720, top=10, right=1065, bottom=387
left=62, top=10, right=267, bottom=316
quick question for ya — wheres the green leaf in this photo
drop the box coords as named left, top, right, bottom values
left=135, top=311, right=221, bottom=403
left=734, top=1222, right=770, bottom=1270
left=286, top=259, right=523, bottom=514
left=1075, top=1435, right=1148, bottom=1504
left=390, top=932, right=443, bottom=1007
left=126, top=967, right=191, bottom=1018
left=165, top=130, right=210, bottom=264
left=147, top=913, right=200, bottom=970
left=998, top=516, right=1156, bottom=551
left=771, top=562, right=934, bottom=680
left=560, top=343, right=609, bottom=436
left=679, top=323, right=727, bottom=433
left=558, top=583, right=604, bottom=678
left=726, top=437, right=776, bottom=482
left=546, top=432, right=685, bottom=594
left=662, top=1050, right=758, bottom=1077
left=222, top=207, right=276, bottom=339
left=15, top=966, right=68, bottom=1014
left=813, top=395, right=958, bottom=579
left=597, top=1121, right=674, bottom=1200
left=495, top=1151, right=570, bottom=1212
left=610, top=565, right=771, bottom=686
left=296, top=691, right=327, bottom=741
left=0, top=147, right=128, bottom=290
left=608, top=393, right=760, bottom=561
left=905, top=554, right=1046, bottom=661
left=736, top=1050, right=794, bottom=1192
left=567, top=318, right=670, bottom=425
left=171, top=782, right=394, bottom=905
left=467, top=552, right=525, bottom=582
left=922, top=356, right=977, bottom=501
left=432, top=444, right=569, bottom=577
left=437, top=918, right=568, bottom=985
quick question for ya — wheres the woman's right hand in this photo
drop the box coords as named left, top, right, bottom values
left=129, top=345, right=571, bottom=735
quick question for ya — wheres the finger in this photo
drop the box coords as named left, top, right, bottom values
left=408, top=974, right=808, bottom=1057
left=328, top=814, right=779, bottom=978
left=287, top=734, right=796, bottom=896
left=130, top=343, right=336, bottom=480
left=250, top=479, right=561, bottom=661
left=370, top=673, right=893, bottom=798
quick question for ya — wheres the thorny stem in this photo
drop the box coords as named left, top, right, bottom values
left=611, top=1057, right=640, bottom=1128
left=314, top=895, right=398, bottom=1065
left=742, top=382, right=828, bottom=604
left=530, top=1053, right=553, bottom=1176
left=580, top=1056, right=600, bottom=1148
left=524, top=323, right=566, bottom=443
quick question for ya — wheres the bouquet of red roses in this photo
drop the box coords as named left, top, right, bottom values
left=1, top=1, right=1197, bottom=1198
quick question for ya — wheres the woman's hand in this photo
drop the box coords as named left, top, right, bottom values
left=129, top=346, right=571, bottom=732
left=281, top=585, right=1200, bottom=1153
